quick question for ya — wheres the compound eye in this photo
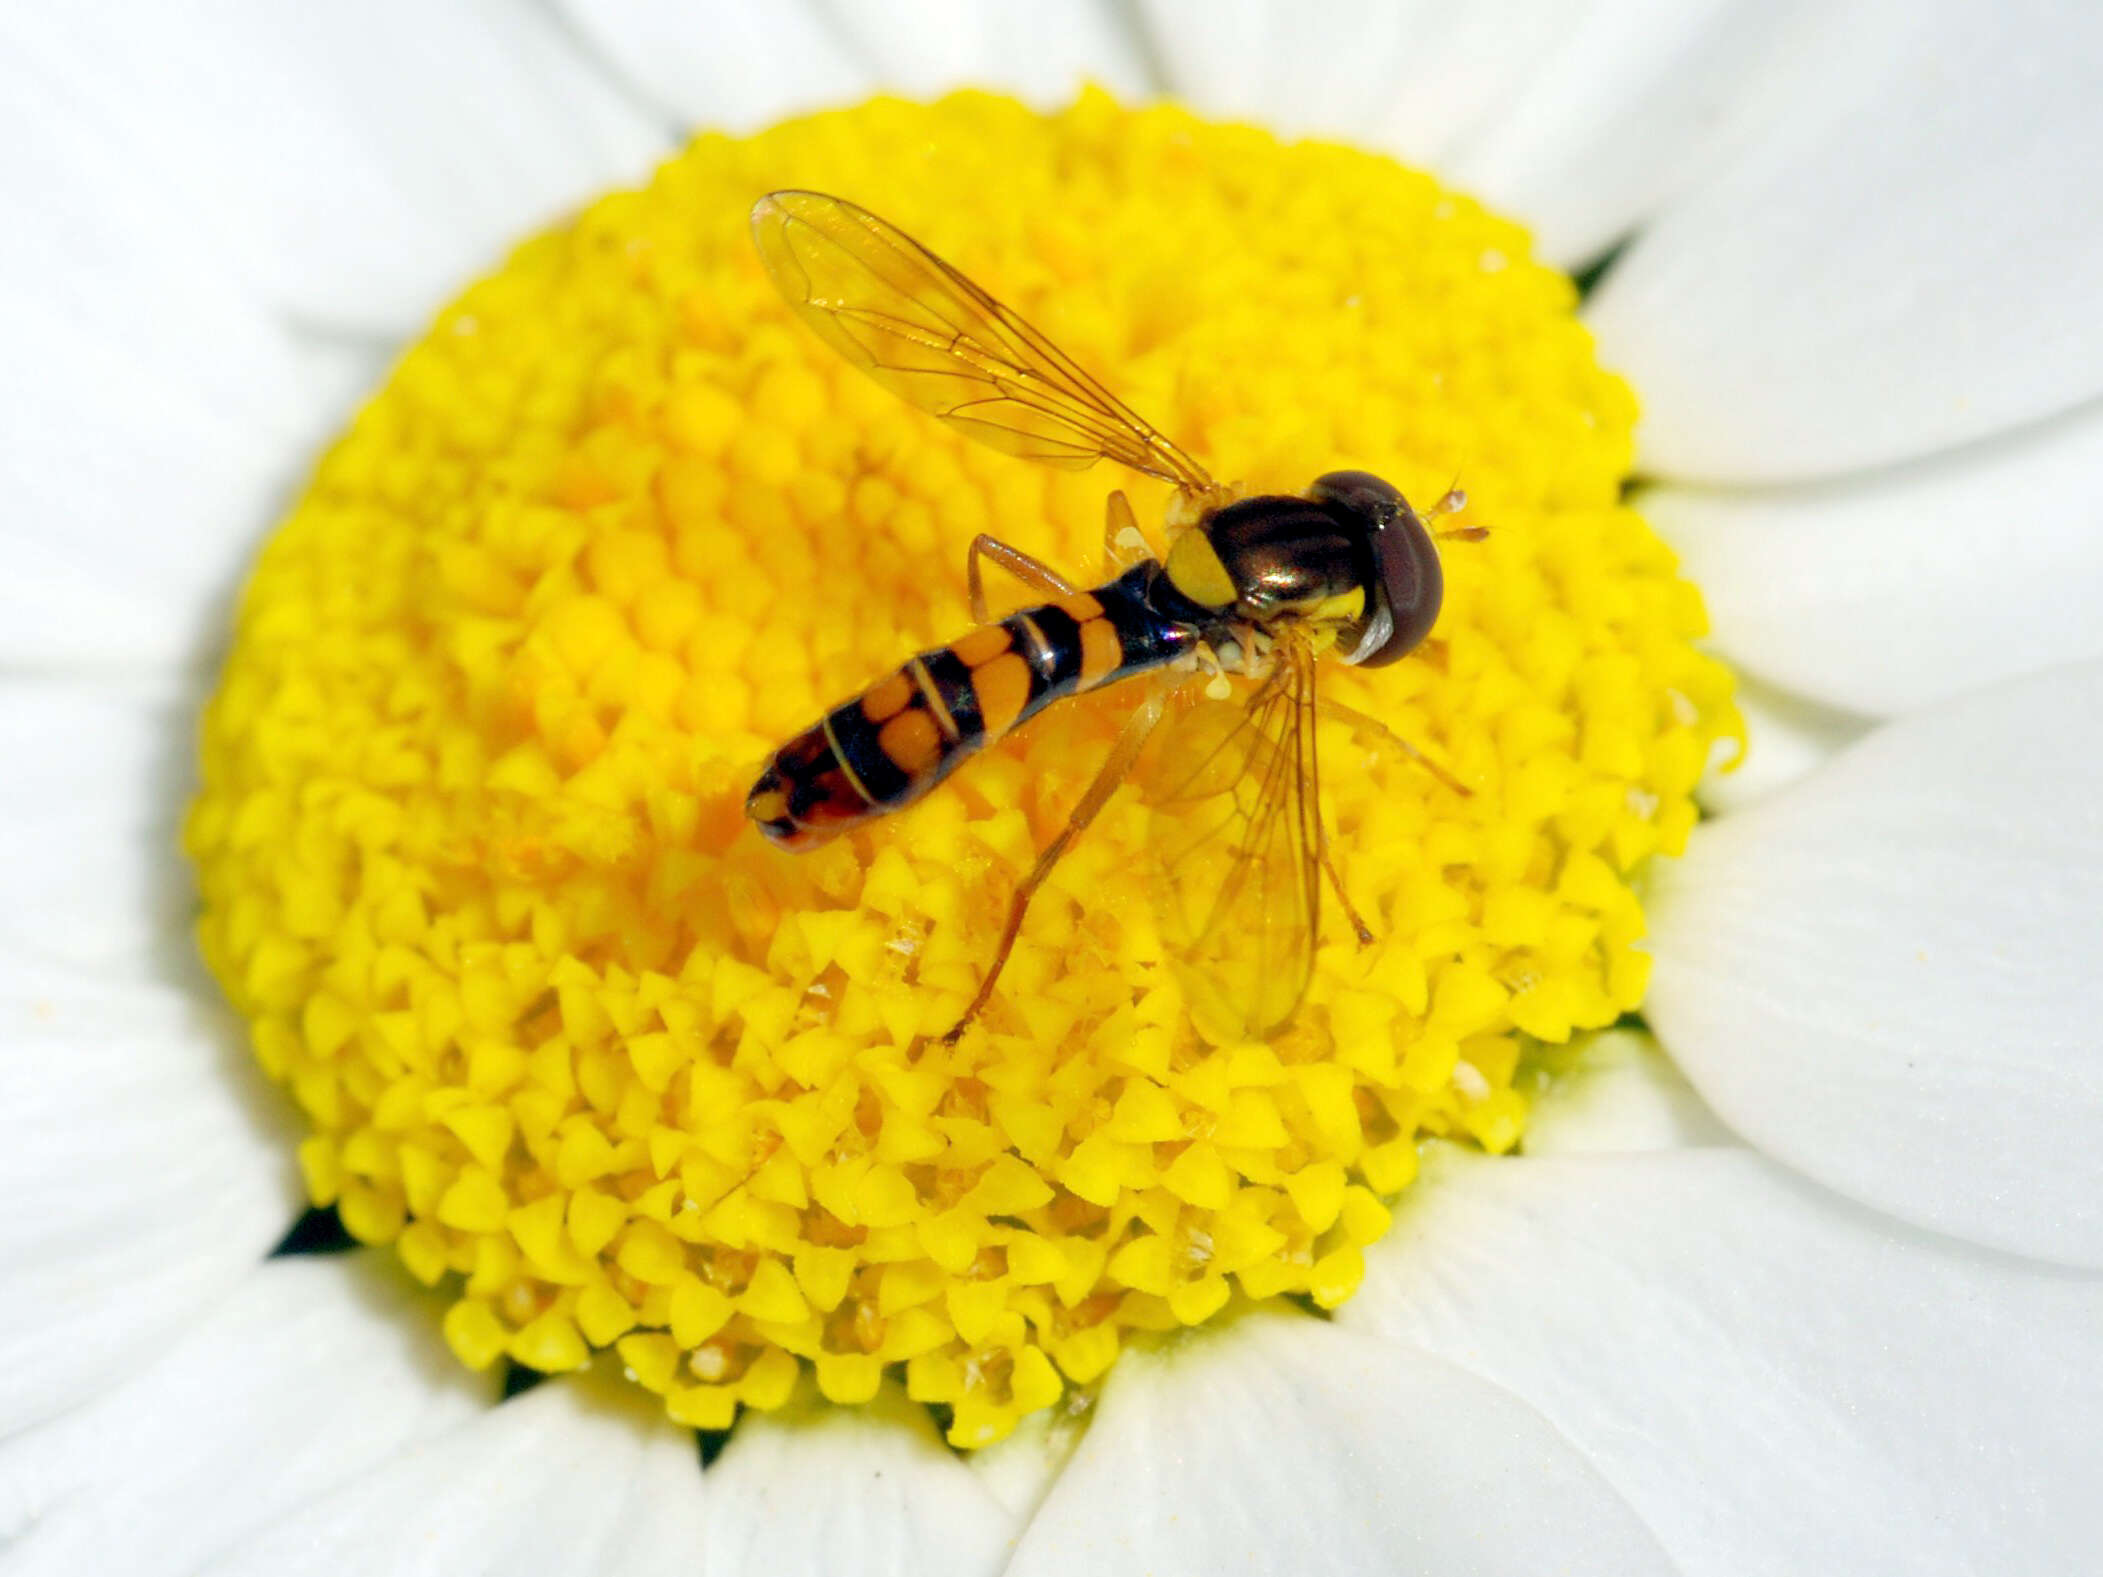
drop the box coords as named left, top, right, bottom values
left=1354, top=502, right=1443, bottom=667
left=1310, top=469, right=1402, bottom=524
left=1310, top=470, right=1442, bottom=667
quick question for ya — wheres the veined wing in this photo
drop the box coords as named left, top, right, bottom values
left=1143, top=638, right=1322, bottom=1045
left=751, top=190, right=1215, bottom=491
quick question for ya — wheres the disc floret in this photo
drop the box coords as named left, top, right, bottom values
left=188, top=89, right=1739, bottom=1448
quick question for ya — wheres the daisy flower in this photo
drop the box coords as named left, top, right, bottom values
left=4, top=3, right=2101, bottom=1575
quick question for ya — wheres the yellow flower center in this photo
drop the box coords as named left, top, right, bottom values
left=186, top=89, right=1739, bottom=1449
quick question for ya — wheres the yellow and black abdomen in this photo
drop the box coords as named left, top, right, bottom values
left=748, top=562, right=1194, bottom=849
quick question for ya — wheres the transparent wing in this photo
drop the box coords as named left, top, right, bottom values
left=1144, top=639, right=1322, bottom=1044
left=752, top=190, right=1215, bottom=491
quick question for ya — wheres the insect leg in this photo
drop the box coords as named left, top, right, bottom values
left=1318, top=848, right=1374, bottom=946
left=1317, top=696, right=1473, bottom=798
left=939, top=680, right=1173, bottom=1045
left=1299, top=649, right=1373, bottom=948
left=1102, top=489, right=1158, bottom=575
left=967, top=535, right=1077, bottom=624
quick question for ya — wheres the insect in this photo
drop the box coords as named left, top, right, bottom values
left=743, top=191, right=1477, bottom=1045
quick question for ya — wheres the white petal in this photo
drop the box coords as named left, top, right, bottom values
left=0, top=1257, right=482, bottom=1577
left=553, top=0, right=874, bottom=131
left=0, top=681, right=203, bottom=985
left=1134, top=0, right=1836, bottom=269
left=1008, top=1314, right=1673, bottom=1577
left=702, top=1390, right=1017, bottom=1577
left=1521, top=1028, right=1739, bottom=1157
left=817, top=0, right=1151, bottom=106
left=0, top=984, right=293, bottom=1437
left=1647, top=401, right=2103, bottom=716
left=1694, top=677, right=1867, bottom=818
left=1347, top=1147, right=2103, bottom=1577
left=1448, top=0, right=1841, bottom=267
left=1136, top=0, right=1569, bottom=165
left=202, top=1380, right=709, bottom=1577
left=1587, top=0, right=2103, bottom=483
left=1644, top=660, right=2103, bottom=1265
left=965, top=1409, right=1083, bottom=1529
left=2, top=3, right=671, bottom=337
left=0, top=52, right=368, bottom=669
left=0, top=681, right=296, bottom=1446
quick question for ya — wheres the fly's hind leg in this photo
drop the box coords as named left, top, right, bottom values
left=1319, top=846, right=1375, bottom=947
left=967, top=536, right=1076, bottom=624
left=1300, top=660, right=1374, bottom=948
left=939, top=682, right=1173, bottom=1046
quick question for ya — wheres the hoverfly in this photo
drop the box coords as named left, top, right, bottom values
left=743, top=191, right=1476, bottom=1045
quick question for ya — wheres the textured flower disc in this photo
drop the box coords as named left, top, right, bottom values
left=186, top=90, right=1739, bottom=1448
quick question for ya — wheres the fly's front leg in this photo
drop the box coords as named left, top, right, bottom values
left=1309, top=681, right=1371, bottom=945
left=1318, top=695, right=1472, bottom=798
left=1102, top=490, right=1158, bottom=576
left=966, top=535, right=1076, bottom=625
left=939, top=681, right=1173, bottom=1046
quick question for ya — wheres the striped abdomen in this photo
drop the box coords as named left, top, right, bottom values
left=748, top=562, right=1194, bottom=849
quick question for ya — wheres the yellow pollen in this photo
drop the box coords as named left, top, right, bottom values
left=185, top=89, right=1741, bottom=1449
